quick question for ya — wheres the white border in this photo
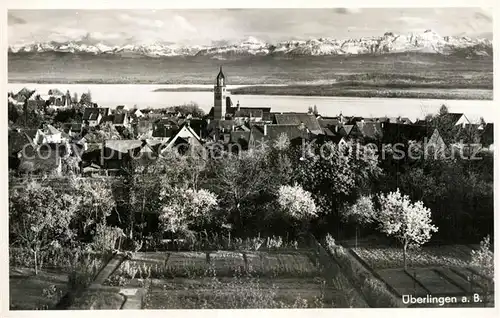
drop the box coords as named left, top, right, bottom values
left=1, top=1, right=499, bottom=318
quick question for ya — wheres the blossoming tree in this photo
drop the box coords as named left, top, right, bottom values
left=377, top=189, right=438, bottom=269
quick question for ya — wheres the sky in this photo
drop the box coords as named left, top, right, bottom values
left=8, top=8, right=493, bottom=46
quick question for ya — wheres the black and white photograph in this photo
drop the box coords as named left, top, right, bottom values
left=3, top=1, right=496, bottom=313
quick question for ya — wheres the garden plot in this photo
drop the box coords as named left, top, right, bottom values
left=108, top=248, right=348, bottom=308
left=377, top=269, right=428, bottom=297
left=245, top=251, right=320, bottom=277
left=352, top=245, right=471, bottom=270
left=436, top=268, right=483, bottom=293
left=9, top=267, right=68, bottom=310
left=210, top=251, right=245, bottom=273
left=410, top=268, right=463, bottom=295
left=350, top=244, right=490, bottom=306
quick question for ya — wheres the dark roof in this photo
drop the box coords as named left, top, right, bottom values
left=16, top=88, right=34, bottom=100
left=83, top=108, right=101, bottom=121
left=440, top=113, right=466, bottom=124
left=414, top=119, right=429, bottom=126
left=83, top=107, right=110, bottom=121
left=273, top=113, right=323, bottom=134
left=8, top=129, right=34, bottom=156
left=152, top=124, right=179, bottom=138
left=234, top=108, right=263, bottom=118
left=480, top=123, right=494, bottom=146
left=318, top=118, right=341, bottom=128
left=113, top=113, right=128, bottom=125
left=208, top=119, right=235, bottom=132
left=374, top=117, right=413, bottom=124
left=217, top=66, right=226, bottom=82
left=339, top=125, right=354, bottom=137
left=381, top=123, right=431, bottom=144
left=250, top=124, right=309, bottom=143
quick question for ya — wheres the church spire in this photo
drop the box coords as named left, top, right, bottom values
left=216, top=66, right=225, bottom=87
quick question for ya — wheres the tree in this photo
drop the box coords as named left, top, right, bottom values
left=470, top=235, right=494, bottom=280
left=277, top=184, right=318, bottom=237
left=171, top=103, right=205, bottom=118
left=9, top=181, right=77, bottom=274
left=73, top=178, right=115, bottom=236
left=438, top=104, right=449, bottom=116
left=341, top=195, right=376, bottom=248
left=213, top=148, right=276, bottom=227
left=80, top=90, right=92, bottom=106
left=313, top=105, right=319, bottom=116
left=470, top=235, right=494, bottom=305
left=159, top=187, right=218, bottom=236
left=377, top=189, right=438, bottom=269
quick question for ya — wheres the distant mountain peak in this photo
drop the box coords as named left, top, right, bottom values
left=8, top=31, right=492, bottom=58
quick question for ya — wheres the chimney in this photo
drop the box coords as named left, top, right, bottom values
left=339, top=112, right=344, bottom=124
left=263, top=124, right=267, bottom=136
left=335, top=125, right=339, bottom=133
left=231, top=124, right=235, bottom=131
left=237, top=101, right=240, bottom=111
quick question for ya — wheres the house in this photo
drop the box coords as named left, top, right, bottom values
left=130, top=109, right=145, bottom=120
left=338, top=125, right=354, bottom=138
left=439, top=113, right=470, bottom=128
left=248, top=124, right=310, bottom=148
left=102, top=140, right=158, bottom=174
left=162, top=123, right=203, bottom=152
left=17, top=143, right=68, bottom=176
left=83, top=107, right=110, bottom=127
left=374, top=116, right=413, bottom=125
left=27, top=93, right=48, bottom=111
left=208, top=67, right=272, bottom=122
left=8, top=129, right=37, bottom=170
left=381, top=123, right=430, bottom=145
left=42, top=124, right=63, bottom=144
left=115, top=105, right=128, bottom=113
left=111, top=113, right=130, bottom=128
left=424, top=129, right=447, bottom=157
left=480, top=123, right=494, bottom=150
left=272, top=113, right=323, bottom=135
left=152, top=118, right=181, bottom=140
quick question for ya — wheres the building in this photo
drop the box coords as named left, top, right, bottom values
left=272, top=113, right=323, bottom=135
left=440, top=113, right=470, bottom=128
left=213, top=66, right=228, bottom=120
left=209, top=67, right=272, bottom=122
left=83, top=107, right=110, bottom=127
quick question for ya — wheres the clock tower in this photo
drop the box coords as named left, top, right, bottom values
left=213, top=66, right=227, bottom=120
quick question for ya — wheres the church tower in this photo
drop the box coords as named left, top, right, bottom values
left=213, top=66, right=227, bottom=120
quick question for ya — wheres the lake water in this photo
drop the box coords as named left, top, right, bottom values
left=7, top=83, right=495, bottom=122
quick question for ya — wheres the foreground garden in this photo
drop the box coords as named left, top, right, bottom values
left=8, top=107, right=494, bottom=309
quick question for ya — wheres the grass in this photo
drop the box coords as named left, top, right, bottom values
left=352, top=245, right=472, bottom=270
left=9, top=267, right=68, bottom=310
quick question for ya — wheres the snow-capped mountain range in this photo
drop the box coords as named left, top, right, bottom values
left=8, top=31, right=492, bottom=58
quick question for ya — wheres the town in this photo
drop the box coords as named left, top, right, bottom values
left=8, top=67, right=495, bottom=310
left=7, top=67, right=494, bottom=177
